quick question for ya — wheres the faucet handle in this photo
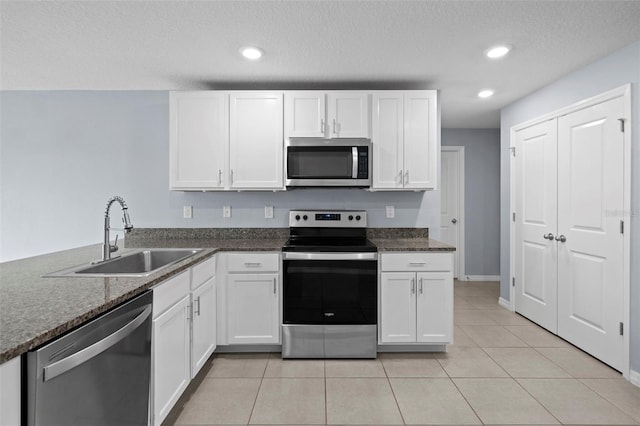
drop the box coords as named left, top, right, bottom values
left=110, top=234, right=119, bottom=253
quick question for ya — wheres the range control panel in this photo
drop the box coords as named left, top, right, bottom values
left=289, top=210, right=367, bottom=228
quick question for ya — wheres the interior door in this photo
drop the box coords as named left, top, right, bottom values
left=514, top=119, right=558, bottom=333
left=440, top=149, right=460, bottom=277
left=556, top=97, right=625, bottom=370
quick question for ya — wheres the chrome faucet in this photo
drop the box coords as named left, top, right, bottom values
left=101, top=196, right=134, bottom=262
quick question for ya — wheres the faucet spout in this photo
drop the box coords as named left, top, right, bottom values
left=102, top=196, right=134, bottom=262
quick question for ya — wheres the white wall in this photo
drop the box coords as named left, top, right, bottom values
left=0, top=90, right=441, bottom=261
left=442, top=128, right=500, bottom=277
left=500, top=40, right=640, bottom=371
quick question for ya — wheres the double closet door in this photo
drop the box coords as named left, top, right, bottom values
left=514, top=95, right=625, bottom=371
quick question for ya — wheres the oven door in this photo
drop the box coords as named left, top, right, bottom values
left=282, top=252, right=377, bottom=325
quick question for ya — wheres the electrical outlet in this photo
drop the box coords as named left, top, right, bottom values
left=265, top=205, right=274, bottom=219
left=223, top=205, right=231, bottom=218
left=183, top=205, right=193, bottom=219
left=386, top=205, right=395, bottom=218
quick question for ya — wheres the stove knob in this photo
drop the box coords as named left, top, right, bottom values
left=348, top=215, right=354, bottom=221
left=303, top=215, right=308, bottom=221
left=295, top=215, right=301, bottom=221
left=355, top=215, right=361, bottom=221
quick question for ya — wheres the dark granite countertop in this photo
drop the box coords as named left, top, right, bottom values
left=0, top=227, right=452, bottom=363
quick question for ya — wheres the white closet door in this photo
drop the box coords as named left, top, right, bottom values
left=514, top=120, right=558, bottom=333
left=557, top=96, right=625, bottom=371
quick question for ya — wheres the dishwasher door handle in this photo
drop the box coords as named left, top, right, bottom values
left=43, top=304, right=152, bottom=382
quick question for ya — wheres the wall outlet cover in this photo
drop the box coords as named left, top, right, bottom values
left=265, top=205, right=274, bottom=219
left=183, top=205, right=193, bottom=219
left=223, top=205, right=231, bottom=218
left=386, top=205, right=395, bottom=218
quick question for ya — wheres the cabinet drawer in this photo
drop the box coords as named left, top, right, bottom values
left=192, top=255, right=216, bottom=289
left=226, top=253, right=279, bottom=273
left=381, top=252, right=452, bottom=272
left=153, top=270, right=191, bottom=319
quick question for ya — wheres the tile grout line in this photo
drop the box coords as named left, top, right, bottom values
left=380, top=356, right=407, bottom=425
left=246, top=353, right=270, bottom=425
left=578, top=377, right=640, bottom=424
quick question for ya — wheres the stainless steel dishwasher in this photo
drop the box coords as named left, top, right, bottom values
left=26, top=290, right=153, bottom=426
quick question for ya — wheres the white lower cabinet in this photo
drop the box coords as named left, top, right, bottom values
left=0, top=356, right=21, bottom=426
left=217, top=252, right=281, bottom=346
left=191, top=276, right=216, bottom=377
left=152, top=256, right=216, bottom=426
left=379, top=252, right=453, bottom=344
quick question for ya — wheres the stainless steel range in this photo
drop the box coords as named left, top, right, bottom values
left=282, top=210, right=378, bottom=358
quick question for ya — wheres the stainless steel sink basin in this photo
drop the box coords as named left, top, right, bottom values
left=45, top=249, right=203, bottom=277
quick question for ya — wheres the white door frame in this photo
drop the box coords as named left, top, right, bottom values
left=509, top=84, right=631, bottom=379
left=441, top=146, right=465, bottom=281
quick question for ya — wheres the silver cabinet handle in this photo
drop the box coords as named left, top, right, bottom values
left=451, top=218, right=457, bottom=224
left=404, top=170, right=409, bottom=185
left=273, top=278, right=277, bottom=294
left=333, top=118, right=337, bottom=135
left=543, top=233, right=555, bottom=240
left=398, top=170, right=403, bottom=185
left=320, top=118, right=325, bottom=133
left=230, top=169, right=234, bottom=184
left=555, top=234, right=567, bottom=243
left=218, top=169, right=222, bottom=186
left=419, top=278, right=423, bottom=294
left=195, top=296, right=201, bottom=316
left=411, top=278, right=415, bottom=294
left=244, top=262, right=262, bottom=267
left=409, top=262, right=427, bottom=266
left=44, top=304, right=152, bottom=381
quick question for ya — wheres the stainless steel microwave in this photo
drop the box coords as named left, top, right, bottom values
left=285, top=138, right=371, bottom=188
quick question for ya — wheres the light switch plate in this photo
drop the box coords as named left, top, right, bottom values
left=183, top=205, right=193, bottom=219
left=265, top=205, right=274, bottom=219
left=223, top=205, right=231, bottom=218
left=386, top=205, right=395, bottom=218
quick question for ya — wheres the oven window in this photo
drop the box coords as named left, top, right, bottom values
left=283, top=260, right=377, bottom=324
left=287, top=147, right=353, bottom=179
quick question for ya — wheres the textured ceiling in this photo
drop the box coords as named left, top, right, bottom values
left=1, top=1, right=639, bottom=128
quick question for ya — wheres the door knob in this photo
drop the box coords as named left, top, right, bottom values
left=555, top=234, right=567, bottom=243
left=451, top=218, right=457, bottom=224
left=543, top=233, right=554, bottom=240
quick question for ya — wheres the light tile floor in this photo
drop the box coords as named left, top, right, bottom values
left=164, top=280, right=639, bottom=425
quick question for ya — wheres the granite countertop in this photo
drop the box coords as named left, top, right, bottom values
left=0, top=227, right=452, bottom=363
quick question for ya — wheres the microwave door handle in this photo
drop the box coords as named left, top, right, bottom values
left=352, top=147, right=358, bottom=178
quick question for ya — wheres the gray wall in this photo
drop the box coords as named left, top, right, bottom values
left=0, top=90, right=443, bottom=261
left=442, top=129, right=500, bottom=277
left=500, top=40, right=640, bottom=372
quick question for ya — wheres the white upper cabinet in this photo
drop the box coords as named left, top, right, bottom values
left=372, top=90, right=438, bottom=190
left=229, top=92, right=284, bottom=190
left=284, top=91, right=370, bottom=139
left=170, top=92, right=227, bottom=190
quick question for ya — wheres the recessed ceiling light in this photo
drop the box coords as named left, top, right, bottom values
left=240, top=46, right=264, bottom=60
left=478, top=89, right=494, bottom=98
left=485, top=45, right=511, bottom=59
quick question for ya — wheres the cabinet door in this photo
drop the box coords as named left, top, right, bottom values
left=372, top=92, right=404, bottom=189
left=227, top=273, right=280, bottom=344
left=380, top=272, right=416, bottom=343
left=191, top=277, right=216, bottom=379
left=153, top=295, right=191, bottom=426
left=328, top=92, right=370, bottom=138
left=416, top=272, right=453, bottom=343
left=0, top=357, right=20, bottom=426
left=229, top=92, right=284, bottom=189
left=284, top=91, right=326, bottom=138
left=170, top=91, right=227, bottom=190
left=403, top=91, right=438, bottom=189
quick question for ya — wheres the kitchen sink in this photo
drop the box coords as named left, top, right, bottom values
left=44, top=249, right=203, bottom=277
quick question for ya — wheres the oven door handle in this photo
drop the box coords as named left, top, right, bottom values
left=283, top=252, right=377, bottom=261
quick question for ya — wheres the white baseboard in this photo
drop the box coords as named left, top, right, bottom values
left=629, top=369, right=640, bottom=388
left=465, top=275, right=500, bottom=281
left=498, top=297, right=513, bottom=311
